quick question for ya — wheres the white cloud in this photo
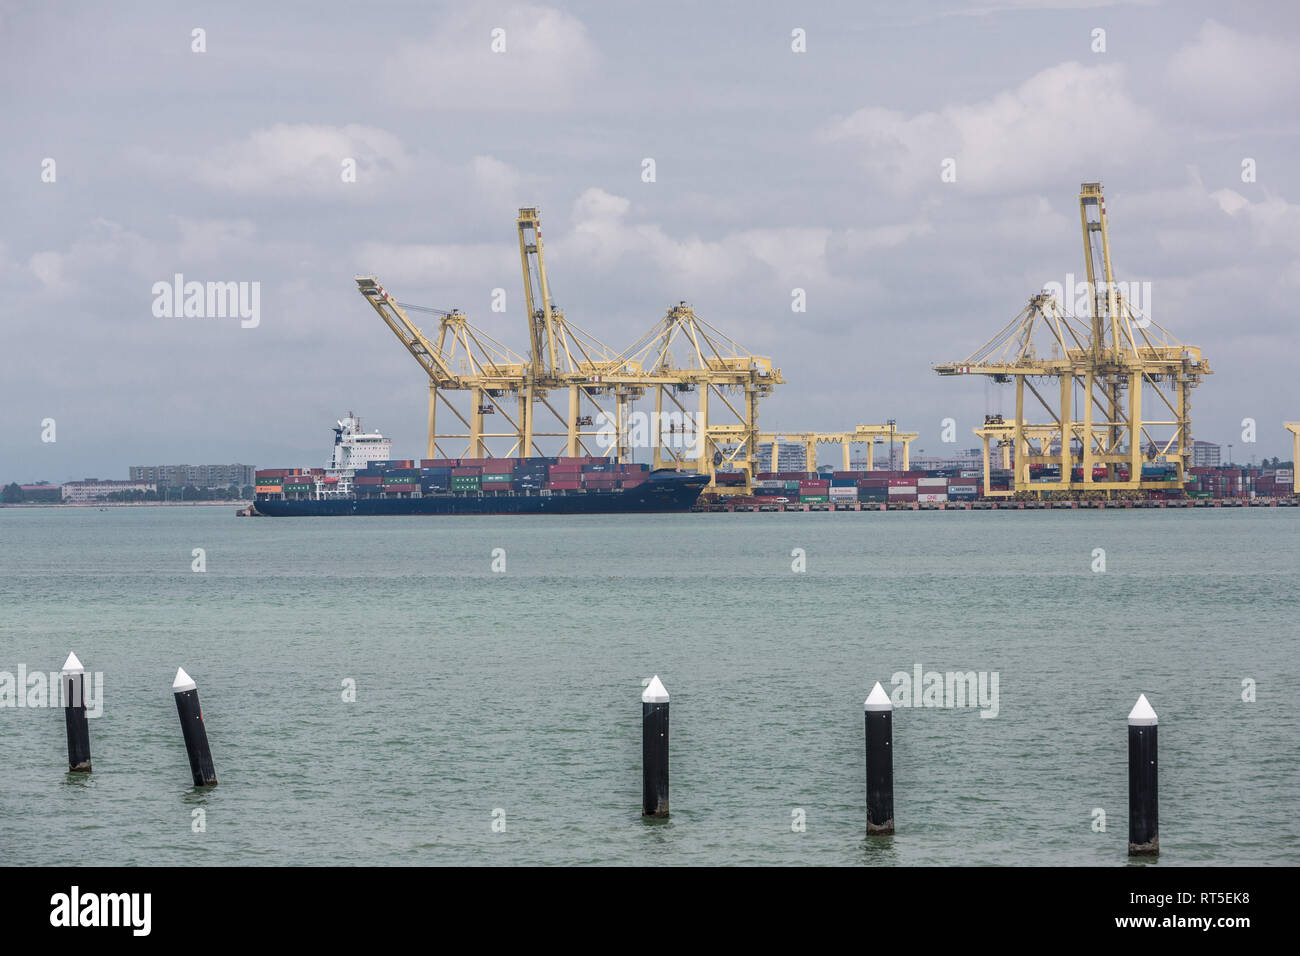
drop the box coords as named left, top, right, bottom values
left=353, top=240, right=517, bottom=286
left=557, top=187, right=830, bottom=287
left=1166, top=20, right=1300, bottom=118
left=471, top=155, right=522, bottom=196
left=379, top=4, right=598, bottom=110
left=1209, top=188, right=1300, bottom=255
left=186, top=123, right=410, bottom=195
left=826, top=62, right=1158, bottom=194
left=25, top=219, right=156, bottom=295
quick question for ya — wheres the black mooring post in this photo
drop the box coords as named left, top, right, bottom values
left=1128, top=693, right=1158, bottom=856
left=642, top=675, right=669, bottom=818
left=62, top=652, right=92, bottom=773
left=865, top=681, right=894, bottom=835
left=173, top=667, right=218, bottom=787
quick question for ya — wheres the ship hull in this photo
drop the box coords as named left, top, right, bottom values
left=252, top=471, right=707, bottom=516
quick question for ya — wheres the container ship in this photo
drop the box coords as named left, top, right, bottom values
left=249, top=414, right=708, bottom=516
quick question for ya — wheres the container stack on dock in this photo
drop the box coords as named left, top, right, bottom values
left=745, top=470, right=988, bottom=505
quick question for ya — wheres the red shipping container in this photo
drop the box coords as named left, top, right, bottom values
left=482, top=460, right=515, bottom=474
left=548, top=480, right=581, bottom=490
left=452, top=466, right=482, bottom=477
left=623, top=477, right=646, bottom=488
left=355, top=476, right=383, bottom=485
left=384, top=483, right=417, bottom=492
left=799, top=480, right=829, bottom=489
left=421, top=459, right=458, bottom=468
left=888, top=478, right=917, bottom=486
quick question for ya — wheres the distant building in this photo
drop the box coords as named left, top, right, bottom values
left=1191, top=441, right=1221, bottom=468
left=129, top=464, right=255, bottom=488
left=755, top=441, right=809, bottom=472
left=19, top=483, right=62, bottom=503
left=62, top=480, right=156, bottom=502
left=904, top=448, right=985, bottom=472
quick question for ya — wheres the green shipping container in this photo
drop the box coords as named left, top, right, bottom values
left=283, top=484, right=314, bottom=492
left=800, top=494, right=829, bottom=502
left=482, top=473, right=513, bottom=483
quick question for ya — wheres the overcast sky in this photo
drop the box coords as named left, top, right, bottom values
left=3, top=0, right=1298, bottom=481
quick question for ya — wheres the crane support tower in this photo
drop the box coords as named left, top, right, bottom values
left=1286, top=423, right=1300, bottom=494
left=935, top=182, right=1211, bottom=497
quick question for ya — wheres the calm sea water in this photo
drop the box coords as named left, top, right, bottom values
left=1, top=506, right=1296, bottom=866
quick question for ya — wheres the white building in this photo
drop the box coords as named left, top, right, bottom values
left=61, top=480, right=157, bottom=502
left=1191, top=441, right=1221, bottom=468
left=756, top=440, right=809, bottom=472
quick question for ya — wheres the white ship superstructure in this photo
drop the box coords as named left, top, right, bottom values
left=319, top=413, right=392, bottom=496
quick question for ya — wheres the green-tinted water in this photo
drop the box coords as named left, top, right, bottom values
left=1, top=507, right=1296, bottom=865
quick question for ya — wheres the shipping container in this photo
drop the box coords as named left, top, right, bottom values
left=918, top=477, right=948, bottom=487
left=918, top=493, right=948, bottom=502
left=800, top=494, right=829, bottom=502
left=452, top=466, right=483, bottom=477
left=354, top=476, right=383, bottom=485
left=887, top=485, right=918, bottom=495
left=256, top=485, right=283, bottom=494
left=548, top=480, right=582, bottom=491
left=482, top=473, right=513, bottom=483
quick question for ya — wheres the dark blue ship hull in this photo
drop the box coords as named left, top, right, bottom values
left=253, top=470, right=709, bottom=516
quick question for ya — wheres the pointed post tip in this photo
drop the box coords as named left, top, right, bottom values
left=865, top=680, right=893, bottom=711
left=172, top=666, right=197, bottom=693
left=1128, top=693, right=1157, bottom=726
left=61, top=652, right=84, bottom=674
left=642, top=675, right=669, bottom=703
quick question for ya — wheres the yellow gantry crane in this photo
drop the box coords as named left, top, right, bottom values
left=615, top=301, right=783, bottom=484
left=755, top=425, right=919, bottom=472
left=357, top=207, right=784, bottom=480
left=935, top=182, right=1211, bottom=497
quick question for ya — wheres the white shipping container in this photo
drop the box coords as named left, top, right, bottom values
left=887, top=485, right=917, bottom=495
left=829, top=487, right=857, bottom=497
left=918, top=477, right=948, bottom=487
left=960, top=470, right=981, bottom=478
left=947, top=485, right=978, bottom=494
left=919, top=493, right=948, bottom=502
